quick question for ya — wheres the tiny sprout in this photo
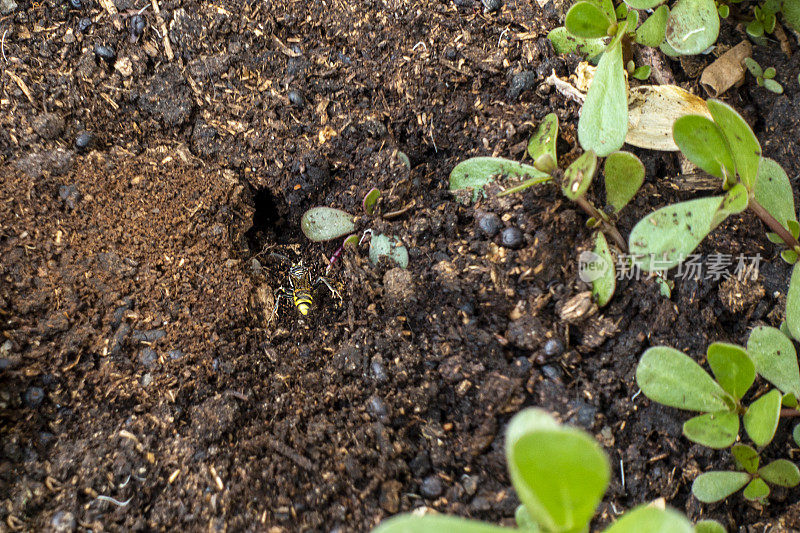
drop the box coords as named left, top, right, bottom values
left=744, top=58, right=784, bottom=94
left=363, top=188, right=381, bottom=215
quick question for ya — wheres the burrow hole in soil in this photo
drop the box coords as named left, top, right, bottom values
left=244, top=186, right=299, bottom=253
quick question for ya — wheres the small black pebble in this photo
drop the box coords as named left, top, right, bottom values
left=139, top=348, right=158, bottom=367
left=94, top=44, right=116, bottom=63
left=69, top=0, right=81, bottom=9
left=444, top=46, right=457, bottom=61
left=477, top=212, right=502, bottom=237
left=543, top=338, right=564, bottom=357
left=77, top=18, right=92, bottom=33
left=370, top=359, right=388, bottom=382
left=288, top=90, right=305, bottom=107
left=50, top=511, right=76, bottom=533
left=482, top=0, right=502, bottom=12
left=58, top=184, right=80, bottom=209
left=367, top=395, right=388, bottom=420
left=129, top=15, right=146, bottom=41
left=75, top=131, right=93, bottom=151
left=420, top=476, right=443, bottom=498
left=24, top=386, right=45, bottom=408
left=508, top=71, right=537, bottom=100
left=541, top=364, right=562, bottom=380
left=501, top=227, right=523, bottom=248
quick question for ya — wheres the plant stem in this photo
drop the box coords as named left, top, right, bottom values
left=780, top=408, right=800, bottom=418
left=574, top=196, right=629, bottom=253
left=749, top=197, right=800, bottom=251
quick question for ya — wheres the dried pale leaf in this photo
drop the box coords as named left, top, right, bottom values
left=700, top=41, right=752, bottom=97
left=626, top=85, right=711, bottom=151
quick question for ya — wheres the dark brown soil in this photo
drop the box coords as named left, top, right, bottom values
left=2, top=0, right=800, bottom=531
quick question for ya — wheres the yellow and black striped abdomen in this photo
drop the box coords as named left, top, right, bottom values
left=293, top=288, right=313, bottom=315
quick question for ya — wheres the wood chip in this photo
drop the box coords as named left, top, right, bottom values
left=699, top=40, right=751, bottom=97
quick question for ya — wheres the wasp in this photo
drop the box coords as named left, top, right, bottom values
left=269, top=257, right=342, bottom=322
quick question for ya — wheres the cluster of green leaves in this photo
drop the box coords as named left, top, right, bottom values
left=549, top=0, right=723, bottom=157
left=301, top=186, right=409, bottom=269
left=628, top=99, right=800, bottom=272
left=450, top=113, right=646, bottom=306
left=636, top=283, right=800, bottom=503
left=745, top=0, right=800, bottom=41
left=743, top=58, right=784, bottom=94
left=372, top=408, right=717, bottom=533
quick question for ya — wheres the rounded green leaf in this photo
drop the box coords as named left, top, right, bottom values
left=742, top=478, right=770, bottom=501
left=528, top=113, right=559, bottom=163
left=565, top=2, right=614, bottom=39
left=732, top=444, right=759, bottom=474
left=743, top=389, right=781, bottom=447
left=601, top=504, right=693, bottom=533
left=784, top=0, right=800, bottom=33
left=665, top=0, right=720, bottom=55
left=783, top=392, right=798, bottom=408
left=590, top=232, right=616, bottom=307
left=758, top=459, right=800, bottom=487
left=363, top=188, right=381, bottom=215
left=578, top=41, right=628, bottom=157
left=707, top=100, right=761, bottom=190
left=682, top=411, right=739, bottom=448
left=623, top=0, right=666, bottom=8
left=563, top=150, right=598, bottom=200
left=692, top=471, right=751, bottom=503
left=793, top=424, right=800, bottom=447
left=707, top=342, right=755, bottom=399
left=762, top=78, right=784, bottom=94
left=632, top=65, right=651, bottom=80
left=744, top=57, right=763, bottom=78
left=786, top=264, right=800, bottom=341
left=372, top=514, right=516, bottom=533
left=301, top=207, right=356, bottom=242
left=673, top=115, right=734, bottom=182
left=547, top=27, right=607, bottom=60
left=636, top=346, right=732, bottom=412
left=746, top=326, right=800, bottom=397
left=695, top=520, right=727, bottom=533
left=449, top=157, right=550, bottom=200
left=763, top=67, right=776, bottom=79
left=628, top=196, right=724, bottom=272
left=506, top=408, right=609, bottom=532
left=754, top=157, right=797, bottom=230
left=369, top=234, right=408, bottom=268
left=635, top=5, right=669, bottom=47
left=604, top=151, right=644, bottom=213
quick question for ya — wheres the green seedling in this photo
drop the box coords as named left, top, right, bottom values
left=743, top=58, right=784, bottom=94
left=636, top=267, right=800, bottom=503
left=372, top=408, right=704, bottom=533
left=303, top=187, right=409, bottom=270
left=549, top=0, right=721, bottom=156
left=629, top=99, right=800, bottom=272
left=746, top=0, right=779, bottom=38
left=450, top=114, right=645, bottom=306
left=301, top=207, right=356, bottom=242
left=368, top=233, right=409, bottom=269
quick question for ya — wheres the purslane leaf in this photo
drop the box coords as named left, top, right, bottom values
left=578, top=40, right=628, bottom=157
left=743, top=389, right=781, bottom=447
left=692, top=471, right=751, bottom=502
left=506, top=409, right=609, bottom=532
left=665, top=0, right=720, bottom=55
left=682, top=411, right=739, bottom=449
left=628, top=196, right=724, bottom=272
left=707, top=342, right=755, bottom=400
left=707, top=100, right=762, bottom=191
left=746, top=326, right=800, bottom=397
left=672, top=115, right=734, bottom=183
left=636, top=346, right=733, bottom=412
left=604, top=151, right=644, bottom=213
